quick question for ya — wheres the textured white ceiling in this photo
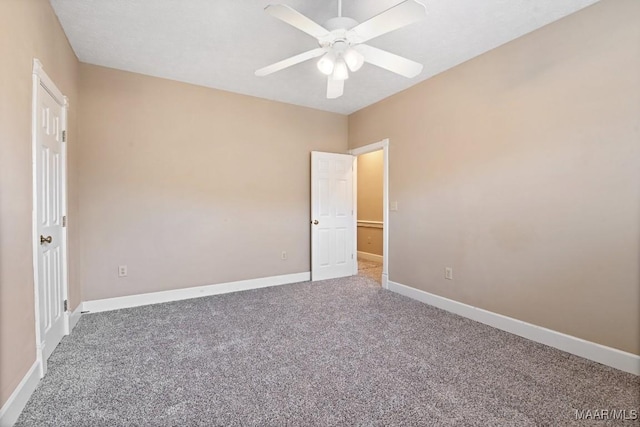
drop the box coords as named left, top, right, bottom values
left=50, top=0, right=599, bottom=114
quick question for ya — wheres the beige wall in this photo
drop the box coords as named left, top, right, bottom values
left=349, top=0, right=640, bottom=354
left=1, top=0, right=636, bottom=412
left=357, top=150, right=383, bottom=256
left=357, top=228, right=383, bottom=258
left=0, top=0, right=80, bottom=407
left=78, top=64, right=348, bottom=301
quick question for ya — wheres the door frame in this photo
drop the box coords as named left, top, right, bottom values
left=31, top=58, right=70, bottom=377
left=349, top=139, right=389, bottom=289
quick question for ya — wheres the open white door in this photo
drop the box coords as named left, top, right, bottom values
left=311, top=151, right=355, bottom=281
left=33, top=60, right=68, bottom=376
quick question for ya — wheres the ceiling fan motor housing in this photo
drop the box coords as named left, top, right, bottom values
left=324, top=16, right=358, bottom=31
left=319, top=17, right=359, bottom=48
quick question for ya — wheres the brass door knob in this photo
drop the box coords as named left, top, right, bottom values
left=40, top=235, right=52, bottom=245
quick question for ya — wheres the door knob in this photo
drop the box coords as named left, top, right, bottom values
left=40, top=235, right=52, bottom=244
left=312, top=220, right=319, bottom=225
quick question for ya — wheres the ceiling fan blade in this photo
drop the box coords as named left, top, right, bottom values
left=348, top=0, right=426, bottom=44
left=255, top=47, right=326, bottom=76
left=356, top=44, right=423, bottom=78
left=265, top=4, right=330, bottom=39
left=327, top=76, right=344, bottom=99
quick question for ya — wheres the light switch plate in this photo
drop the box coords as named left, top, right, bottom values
left=445, top=267, right=453, bottom=280
left=390, top=201, right=398, bottom=211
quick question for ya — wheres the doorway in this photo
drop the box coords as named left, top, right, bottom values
left=32, top=59, right=70, bottom=377
left=350, top=139, right=389, bottom=289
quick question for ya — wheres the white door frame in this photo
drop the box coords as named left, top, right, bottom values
left=349, top=139, right=389, bottom=289
left=31, top=58, right=70, bottom=377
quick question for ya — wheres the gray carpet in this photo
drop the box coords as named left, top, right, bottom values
left=358, top=259, right=382, bottom=285
left=16, top=276, right=639, bottom=426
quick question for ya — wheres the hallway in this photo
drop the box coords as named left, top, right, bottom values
left=357, top=258, right=382, bottom=285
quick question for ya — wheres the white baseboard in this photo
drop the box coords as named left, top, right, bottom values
left=0, top=360, right=41, bottom=427
left=357, top=251, right=383, bottom=263
left=388, top=280, right=640, bottom=376
left=65, top=302, right=83, bottom=334
left=83, top=272, right=311, bottom=313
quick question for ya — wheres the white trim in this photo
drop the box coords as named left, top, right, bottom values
left=64, top=302, right=83, bottom=335
left=349, top=139, right=389, bottom=289
left=31, top=59, right=44, bottom=378
left=0, top=360, right=41, bottom=427
left=388, top=280, right=640, bottom=375
left=84, top=272, right=311, bottom=313
left=60, top=94, right=70, bottom=336
left=357, top=251, right=383, bottom=263
left=350, top=140, right=387, bottom=156
left=357, top=220, right=383, bottom=229
left=352, top=158, right=358, bottom=276
left=32, top=59, right=65, bottom=105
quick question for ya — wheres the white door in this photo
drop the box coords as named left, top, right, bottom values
left=35, top=83, right=67, bottom=364
left=311, top=151, right=354, bottom=281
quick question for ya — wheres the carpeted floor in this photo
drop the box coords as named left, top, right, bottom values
left=16, top=276, right=639, bottom=426
left=358, top=258, right=382, bottom=284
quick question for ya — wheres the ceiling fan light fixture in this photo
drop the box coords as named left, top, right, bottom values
left=344, top=48, right=364, bottom=72
left=332, top=58, right=349, bottom=81
left=317, top=52, right=335, bottom=75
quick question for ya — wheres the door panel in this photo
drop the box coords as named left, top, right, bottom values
left=36, top=85, right=66, bottom=362
left=311, top=152, right=354, bottom=281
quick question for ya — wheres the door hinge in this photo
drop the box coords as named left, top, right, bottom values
left=62, top=130, right=66, bottom=142
left=63, top=299, right=68, bottom=312
left=62, top=215, right=67, bottom=227
left=352, top=253, right=354, bottom=259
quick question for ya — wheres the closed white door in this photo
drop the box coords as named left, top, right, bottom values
left=311, top=151, right=354, bottom=281
left=35, top=84, right=66, bottom=363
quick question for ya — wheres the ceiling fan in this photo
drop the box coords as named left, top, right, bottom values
left=255, top=0, right=427, bottom=99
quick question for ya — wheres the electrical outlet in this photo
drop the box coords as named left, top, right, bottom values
left=445, top=267, right=453, bottom=280
left=118, top=265, right=128, bottom=277
left=281, top=251, right=287, bottom=260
